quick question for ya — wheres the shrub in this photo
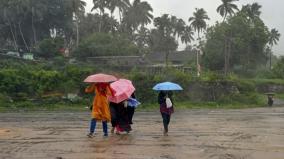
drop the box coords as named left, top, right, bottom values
left=38, top=37, right=64, bottom=58
left=272, top=57, right=284, bottom=79
left=74, top=33, right=139, bottom=58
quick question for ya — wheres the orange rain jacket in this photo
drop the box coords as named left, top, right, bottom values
left=85, top=83, right=113, bottom=121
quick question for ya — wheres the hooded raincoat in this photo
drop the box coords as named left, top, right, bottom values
left=85, top=83, right=113, bottom=121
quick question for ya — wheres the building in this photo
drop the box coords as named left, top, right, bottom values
left=86, top=56, right=146, bottom=66
left=145, top=50, right=196, bottom=65
left=23, top=53, right=34, bottom=60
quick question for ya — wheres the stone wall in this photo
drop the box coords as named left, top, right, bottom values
left=256, top=84, right=284, bottom=93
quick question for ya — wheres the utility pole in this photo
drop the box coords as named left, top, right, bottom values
left=196, top=49, right=201, bottom=77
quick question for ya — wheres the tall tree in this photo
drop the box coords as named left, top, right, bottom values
left=107, top=0, right=130, bottom=23
left=241, top=2, right=262, bottom=21
left=92, top=0, right=108, bottom=32
left=122, top=0, right=153, bottom=35
left=134, top=26, right=150, bottom=54
left=217, top=0, right=239, bottom=21
left=151, top=14, right=177, bottom=66
left=180, top=26, right=194, bottom=45
left=69, top=0, right=86, bottom=47
left=203, top=11, right=270, bottom=73
left=189, top=8, right=209, bottom=76
left=268, top=28, right=281, bottom=69
left=188, top=8, right=210, bottom=39
left=217, top=0, right=239, bottom=75
left=172, top=17, right=185, bottom=38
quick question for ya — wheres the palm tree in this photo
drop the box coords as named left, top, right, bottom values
left=123, top=0, right=153, bottom=34
left=188, top=8, right=209, bottom=77
left=107, top=0, right=130, bottom=23
left=268, top=28, right=281, bottom=69
left=173, top=17, right=186, bottom=38
left=217, top=0, right=239, bottom=21
left=134, top=26, right=150, bottom=53
left=70, top=0, right=86, bottom=47
left=180, top=26, right=194, bottom=45
left=92, top=0, right=108, bottom=32
left=154, top=14, right=174, bottom=37
left=92, top=0, right=107, bottom=14
left=217, top=0, right=239, bottom=75
left=188, top=8, right=210, bottom=39
left=242, top=2, right=262, bottom=20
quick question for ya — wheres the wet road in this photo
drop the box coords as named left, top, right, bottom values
left=1, top=107, right=284, bottom=159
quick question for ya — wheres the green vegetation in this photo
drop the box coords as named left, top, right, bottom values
left=0, top=0, right=283, bottom=112
left=74, top=33, right=139, bottom=58
left=276, top=94, right=284, bottom=100
left=1, top=58, right=281, bottom=112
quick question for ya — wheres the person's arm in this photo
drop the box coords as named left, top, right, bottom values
left=158, top=93, right=165, bottom=104
left=85, top=84, right=95, bottom=93
left=106, top=84, right=115, bottom=96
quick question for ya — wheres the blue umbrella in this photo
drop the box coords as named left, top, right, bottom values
left=127, top=97, right=141, bottom=108
left=153, top=82, right=183, bottom=91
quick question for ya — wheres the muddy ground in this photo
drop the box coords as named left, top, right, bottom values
left=1, top=107, right=284, bottom=159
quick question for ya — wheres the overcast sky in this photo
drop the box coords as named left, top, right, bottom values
left=84, top=0, right=283, bottom=56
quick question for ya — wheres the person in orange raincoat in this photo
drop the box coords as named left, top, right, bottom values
left=86, top=83, right=113, bottom=137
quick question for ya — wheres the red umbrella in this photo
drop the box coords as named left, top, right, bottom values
left=108, top=79, right=135, bottom=103
left=83, top=73, right=117, bottom=83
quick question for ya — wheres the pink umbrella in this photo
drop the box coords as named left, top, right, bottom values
left=108, top=79, right=135, bottom=103
left=84, top=73, right=117, bottom=83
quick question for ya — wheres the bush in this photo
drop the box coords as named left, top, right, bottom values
left=74, top=33, right=140, bottom=58
left=234, top=79, right=256, bottom=93
left=38, top=37, right=64, bottom=58
left=217, top=93, right=265, bottom=105
left=272, top=57, right=284, bottom=79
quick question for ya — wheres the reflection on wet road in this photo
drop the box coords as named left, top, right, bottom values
left=1, top=107, right=284, bottom=159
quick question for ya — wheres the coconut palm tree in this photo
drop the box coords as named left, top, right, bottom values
left=92, top=0, right=107, bottom=15
left=173, top=18, right=186, bottom=38
left=107, top=0, right=130, bottom=23
left=180, top=26, right=194, bottom=45
left=268, top=28, right=281, bottom=69
left=188, top=8, right=209, bottom=77
left=92, top=0, right=108, bottom=32
left=188, top=8, right=210, bottom=39
left=70, top=0, right=86, bottom=47
left=217, top=0, right=239, bottom=21
left=242, top=2, right=262, bottom=20
left=269, top=29, right=281, bottom=46
left=123, top=0, right=153, bottom=34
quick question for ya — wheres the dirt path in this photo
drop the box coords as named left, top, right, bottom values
left=1, top=107, right=284, bottom=159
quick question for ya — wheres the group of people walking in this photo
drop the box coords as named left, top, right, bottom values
left=85, top=82, right=175, bottom=137
left=85, top=83, right=138, bottom=137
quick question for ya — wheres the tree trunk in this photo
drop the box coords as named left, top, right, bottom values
left=165, top=51, right=169, bottom=67
left=99, top=11, right=102, bottom=32
left=227, top=37, right=231, bottom=74
left=197, top=33, right=201, bottom=77
left=75, top=16, right=79, bottom=48
left=119, top=9, right=122, bottom=24
left=270, top=46, right=272, bottom=70
left=31, top=7, right=37, bottom=46
left=13, top=23, right=19, bottom=46
left=197, top=49, right=200, bottom=77
left=18, top=22, right=29, bottom=52
left=8, top=21, right=18, bottom=50
left=224, top=37, right=227, bottom=76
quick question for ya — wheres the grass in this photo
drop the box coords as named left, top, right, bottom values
left=0, top=93, right=270, bottom=113
left=276, top=94, right=284, bottom=100
left=137, top=101, right=266, bottom=111
left=251, top=78, right=284, bottom=85
left=0, top=101, right=87, bottom=113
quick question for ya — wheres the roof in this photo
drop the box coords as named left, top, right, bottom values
left=145, top=50, right=195, bottom=63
